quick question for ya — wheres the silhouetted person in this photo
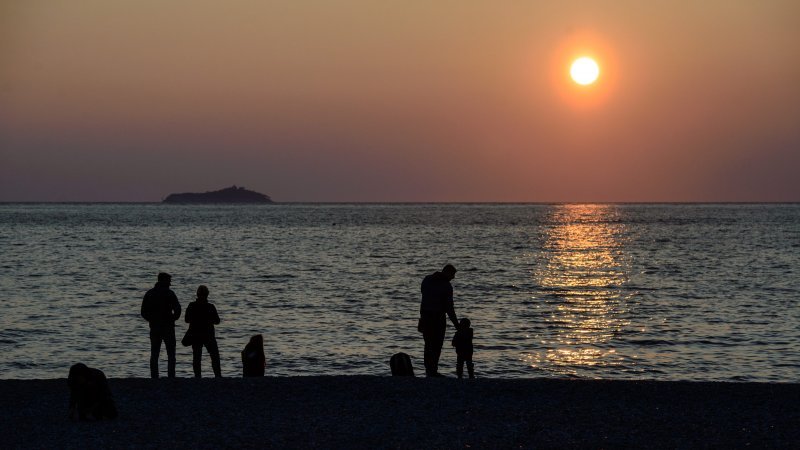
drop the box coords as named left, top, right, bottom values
left=389, top=352, right=415, bottom=376
left=452, top=318, right=475, bottom=379
left=418, top=264, right=459, bottom=377
left=185, top=285, right=221, bottom=377
left=141, top=272, right=181, bottom=378
left=242, top=334, right=266, bottom=377
left=68, top=363, right=117, bottom=421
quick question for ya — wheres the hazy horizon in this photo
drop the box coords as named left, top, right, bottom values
left=3, top=198, right=800, bottom=205
left=2, top=1, right=799, bottom=202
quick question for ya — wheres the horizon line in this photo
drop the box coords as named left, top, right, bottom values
left=1, top=201, right=799, bottom=205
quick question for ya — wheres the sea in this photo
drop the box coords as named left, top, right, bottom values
left=1, top=203, right=798, bottom=381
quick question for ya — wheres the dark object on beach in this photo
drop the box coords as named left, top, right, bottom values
left=67, top=363, right=117, bottom=421
left=451, top=318, right=474, bottom=379
left=185, top=285, right=222, bottom=378
left=419, top=264, right=460, bottom=377
left=389, top=353, right=415, bottom=376
left=242, top=335, right=266, bottom=377
left=141, top=272, right=181, bottom=378
left=163, top=185, right=273, bottom=204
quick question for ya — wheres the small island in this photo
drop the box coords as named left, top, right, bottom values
left=162, top=185, right=273, bottom=204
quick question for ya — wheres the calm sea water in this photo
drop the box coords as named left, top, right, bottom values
left=0, top=204, right=798, bottom=381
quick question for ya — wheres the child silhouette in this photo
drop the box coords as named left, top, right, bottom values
left=451, top=318, right=475, bottom=379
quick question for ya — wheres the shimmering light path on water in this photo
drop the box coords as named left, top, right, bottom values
left=1, top=204, right=798, bottom=380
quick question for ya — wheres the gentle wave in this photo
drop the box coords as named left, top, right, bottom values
left=0, top=203, right=799, bottom=381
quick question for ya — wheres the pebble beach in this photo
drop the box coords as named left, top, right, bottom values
left=3, top=376, right=799, bottom=448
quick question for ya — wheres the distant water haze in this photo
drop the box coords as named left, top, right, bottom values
left=1, top=203, right=798, bottom=380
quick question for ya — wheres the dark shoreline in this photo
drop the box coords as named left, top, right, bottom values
left=3, top=377, right=799, bottom=448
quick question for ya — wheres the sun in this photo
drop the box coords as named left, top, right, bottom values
left=570, top=57, right=600, bottom=85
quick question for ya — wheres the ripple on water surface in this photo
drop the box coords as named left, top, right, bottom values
left=0, top=203, right=798, bottom=380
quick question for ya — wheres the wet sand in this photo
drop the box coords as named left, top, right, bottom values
left=3, top=376, right=799, bottom=448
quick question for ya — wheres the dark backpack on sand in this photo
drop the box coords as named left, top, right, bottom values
left=389, top=352, right=414, bottom=376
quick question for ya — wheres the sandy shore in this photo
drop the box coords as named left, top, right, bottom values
left=2, top=376, right=799, bottom=448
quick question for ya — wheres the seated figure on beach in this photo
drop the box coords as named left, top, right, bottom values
left=389, top=352, right=415, bottom=376
left=242, top=334, right=266, bottom=377
left=68, top=363, right=118, bottom=421
left=451, top=318, right=475, bottom=379
left=418, top=264, right=460, bottom=377
left=141, top=272, right=182, bottom=378
left=185, top=285, right=222, bottom=377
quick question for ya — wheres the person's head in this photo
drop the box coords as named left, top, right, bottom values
left=157, top=272, right=172, bottom=286
left=442, top=264, right=457, bottom=281
left=68, top=363, right=90, bottom=386
left=249, top=334, right=263, bottom=345
left=196, top=285, right=209, bottom=301
left=459, top=318, right=471, bottom=329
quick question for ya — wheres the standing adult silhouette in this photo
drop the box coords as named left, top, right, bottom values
left=418, top=264, right=460, bottom=377
left=185, top=285, right=222, bottom=377
left=141, top=272, right=181, bottom=378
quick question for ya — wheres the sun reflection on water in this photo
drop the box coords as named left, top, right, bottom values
left=524, top=204, right=633, bottom=376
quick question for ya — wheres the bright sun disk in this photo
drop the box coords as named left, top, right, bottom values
left=570, top=57, right=599, bottom=85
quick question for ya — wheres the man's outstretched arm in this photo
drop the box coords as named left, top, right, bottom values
left=446, top=301, right=459, bottom=329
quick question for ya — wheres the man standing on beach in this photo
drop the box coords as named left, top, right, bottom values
left=141, top=272, right=181, bottom=378
left=419, top=264, right=460, bottom=377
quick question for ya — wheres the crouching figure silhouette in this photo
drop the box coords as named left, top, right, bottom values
left=68, top=363, right=118, bottom=421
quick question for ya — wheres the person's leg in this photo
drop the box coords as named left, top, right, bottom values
left=164, top=327, right=177, bottom=378
left=422, top=326, right=436, bottom=375
left=466, top=355, right=475, bottom=379
left=456, top=355, right=464, bottom=379
left=90, top=397, right=117, bottom=420
left=149, top=327, right=162, bottom=379
left=192, top=343, right=203, bottom=378
left=422, top=315, right=447, bottom=376
left=100, top=396, right=118, bottom=419
left=422, top=317, right=444, bottom=376
left=206, top=338, right=222, bottom=377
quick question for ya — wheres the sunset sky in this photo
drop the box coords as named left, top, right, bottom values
left=2, top=1, right=798, bottom=202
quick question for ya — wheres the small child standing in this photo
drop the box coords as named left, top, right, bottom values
left=451, top=318, right=475, bottom=379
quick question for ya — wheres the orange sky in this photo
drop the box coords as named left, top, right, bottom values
left=1, top=1, right=799, bottom=201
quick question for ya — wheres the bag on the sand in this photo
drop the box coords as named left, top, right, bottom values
left=389, top=352, right=415, bottom=376
left=181, top=329, right=194, bottom=347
